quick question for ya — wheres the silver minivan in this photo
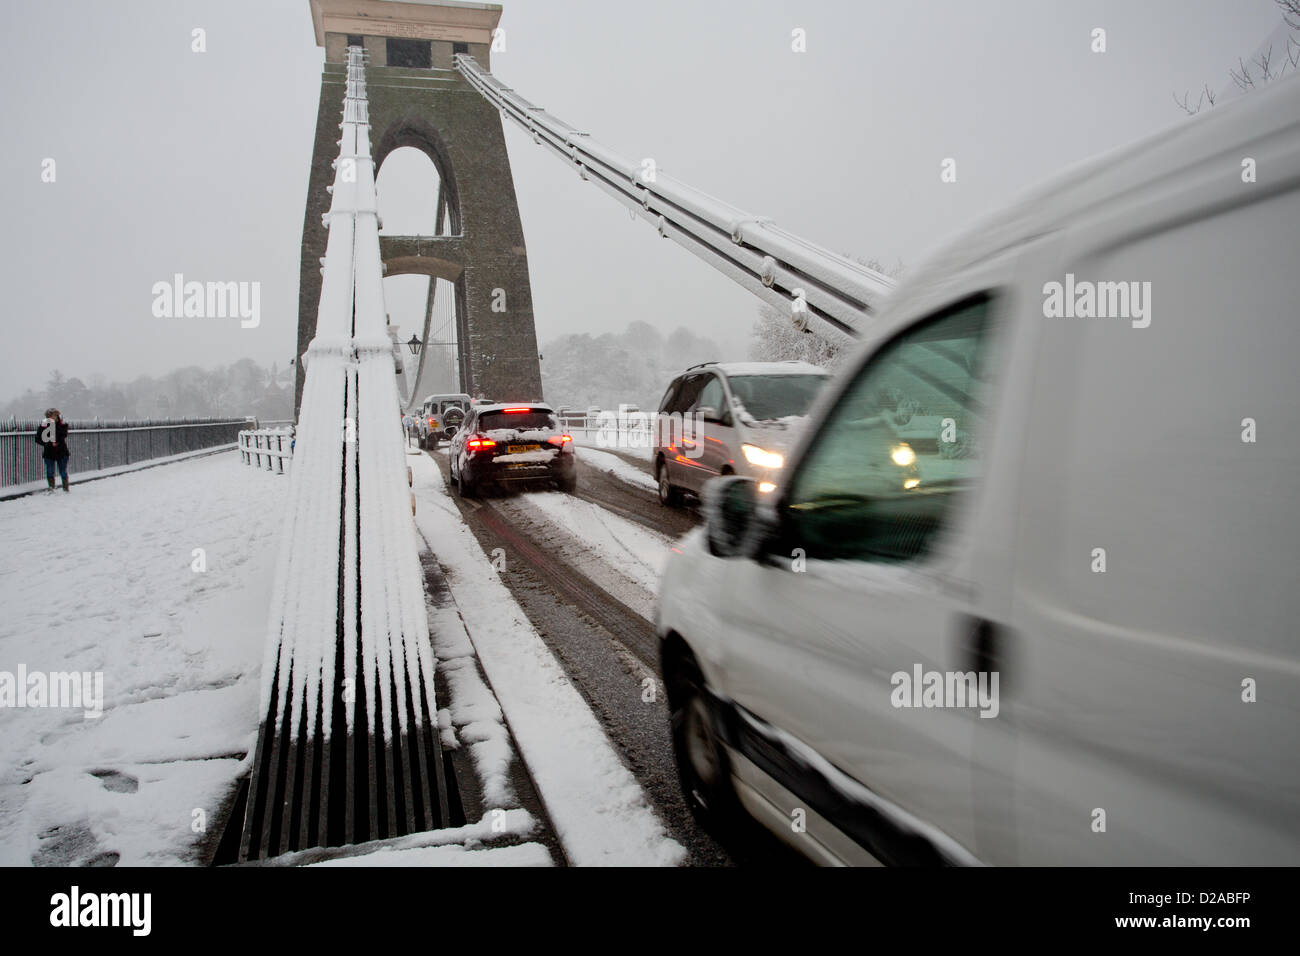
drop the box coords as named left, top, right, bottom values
left=652, top=361, right=829, bottom=506
left=657, top=74, right=1300, bottom=865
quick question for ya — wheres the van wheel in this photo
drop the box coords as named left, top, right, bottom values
left=668, top=653, right=741, bottom=837
left=657, top=458, right=683, bottom=507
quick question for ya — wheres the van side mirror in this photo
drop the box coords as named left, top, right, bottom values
left=703, top=476, right=767, bottom=558
left=696, top=405, right=720, bottom=423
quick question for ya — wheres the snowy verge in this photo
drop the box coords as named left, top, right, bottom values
left=422, top=558, right=517, bottom=809
left=259, top=808, right=546, bottom=867
left=570, top=430, right=654, bottom=463
left=575, top=446, right=657, bottom=492
left=310, top=841, right=552, bottom=867
left=410, top=453, right=686, bottom=866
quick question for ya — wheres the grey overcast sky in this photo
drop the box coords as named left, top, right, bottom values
left=1, top=0, right=1286, bottom=400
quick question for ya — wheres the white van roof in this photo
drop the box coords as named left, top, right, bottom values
left=897, top=72, right=1300, bottom=307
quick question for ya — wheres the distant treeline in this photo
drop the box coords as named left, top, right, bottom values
left=1, top=359, right=294, bottom=423
left=539, top=322, right=723, bottom=412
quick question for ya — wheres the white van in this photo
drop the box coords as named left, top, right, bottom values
left=657, top=74, right=1300, bottom=865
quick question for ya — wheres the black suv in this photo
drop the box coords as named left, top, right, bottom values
left=448, top=403, right=576, bottom=497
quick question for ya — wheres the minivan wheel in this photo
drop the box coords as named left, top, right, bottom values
left=669, top=656, right=741, bottom=836
left=657, top=458, right=683, bottom=507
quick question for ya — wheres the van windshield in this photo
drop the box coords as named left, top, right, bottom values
left=727, top=374, right=828, bottom=421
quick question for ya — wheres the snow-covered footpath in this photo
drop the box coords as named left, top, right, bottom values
left=0, top=445, right=685, bottom=867
left=0, top=452, right=287, bottom=865
left=410, top=453, right=686, bottom=866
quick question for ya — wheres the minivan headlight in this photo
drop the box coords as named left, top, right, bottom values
left=742, top=443, right=784, bottom=469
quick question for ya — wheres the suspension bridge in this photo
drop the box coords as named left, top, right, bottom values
left=240, top=0, right=893, bottom=860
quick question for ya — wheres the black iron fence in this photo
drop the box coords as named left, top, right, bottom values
left=0, top=417, right=247, bottom=488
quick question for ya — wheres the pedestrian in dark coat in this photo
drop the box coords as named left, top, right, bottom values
left=34, top=407, right=70, bottom=493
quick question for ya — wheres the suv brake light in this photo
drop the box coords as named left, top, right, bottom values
left=466, top=435, right=497, bottom=451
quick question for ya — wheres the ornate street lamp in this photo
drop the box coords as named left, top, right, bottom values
left=407, top=335, right=423, bottom=356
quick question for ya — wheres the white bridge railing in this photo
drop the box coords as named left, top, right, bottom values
left=559, top=412, right=653, bottom=446
left=456, top=54, right=895, bottom=345
left=238, top=427, right=294, bottom=473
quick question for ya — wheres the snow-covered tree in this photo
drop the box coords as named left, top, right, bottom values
left=749, top=255, right=901, bottom=370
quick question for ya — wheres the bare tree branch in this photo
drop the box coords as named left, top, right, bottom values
left=1231, top=56, right=1257, bottom=91
left=1256, top=47, right=1274, bottom=81
left=1173, top=2, right=1299, bottom=113
left=1281, top=0, right=1300, bottom=30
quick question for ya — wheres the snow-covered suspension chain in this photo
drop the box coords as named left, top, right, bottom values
left=453, top=53, right=895, bottom=344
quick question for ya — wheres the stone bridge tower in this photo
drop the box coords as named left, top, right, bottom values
left=297, top=0, right=542, bottom=413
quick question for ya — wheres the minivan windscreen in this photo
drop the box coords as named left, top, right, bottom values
left=727, top=374, right=828, bottom=421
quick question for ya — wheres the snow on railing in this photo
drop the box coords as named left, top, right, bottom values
left=239, top=45, right=448, bottom=860
left=455, top=54, right=895, bottom=345
left=238, top=427, right=294, bottom=474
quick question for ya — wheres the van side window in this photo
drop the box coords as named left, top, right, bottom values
left=783, top=294, right=1000, bottom=563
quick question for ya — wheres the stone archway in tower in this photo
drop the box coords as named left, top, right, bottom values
left=375, top=142, right=465, bottom=405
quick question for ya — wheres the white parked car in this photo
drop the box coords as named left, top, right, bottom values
left=657, top=74, right=1300, bottom=865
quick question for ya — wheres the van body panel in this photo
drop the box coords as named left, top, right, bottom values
left=657, top=74, right=1300, bottom=865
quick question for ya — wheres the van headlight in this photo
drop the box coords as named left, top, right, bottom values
left=891, top=443, right=916, bottom=467
left=742, top=443, right=784, bottom=469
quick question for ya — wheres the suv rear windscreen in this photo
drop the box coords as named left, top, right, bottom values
left=478, top=410, right=556, bottom=431
left=727, top=374, right=827, bottom=421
